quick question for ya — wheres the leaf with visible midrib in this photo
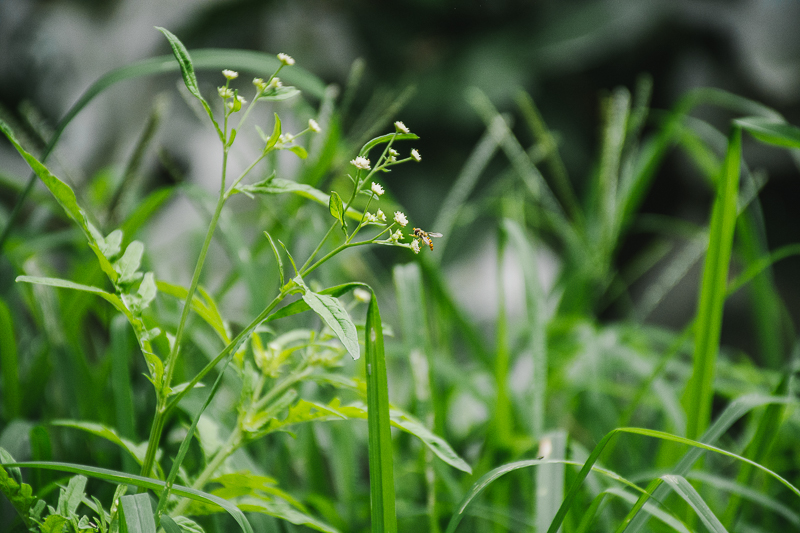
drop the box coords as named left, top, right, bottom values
left=299, top=285, right=360, bottom=360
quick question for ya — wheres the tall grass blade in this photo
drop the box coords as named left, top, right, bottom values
left=683, top=125, right=742, bottom=441
left=0, top=297, right=20, bottom=420
left=364, top=291, right=397, bottom=533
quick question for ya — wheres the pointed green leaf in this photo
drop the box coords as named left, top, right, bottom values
left=266, top=113, right=281, bottom=151
left=120, top=493, right=156, bottom=533
left=328, top=191, right=344, bottom=226
left=235, top=178, right=362, bottom=220
left=155, top=28, right=203, bottom=105
left=301, top=287, right=360, bottom=360
left=289, top=145, right=308, bottom=159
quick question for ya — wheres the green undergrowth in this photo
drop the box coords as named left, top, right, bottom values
left=1, top=28, right=799, bottom=533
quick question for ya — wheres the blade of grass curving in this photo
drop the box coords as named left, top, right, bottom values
left=624, top=394, right=795, bottom=532
left=0, top=297, right=20, bottom=420
left=120, top=493, right=157, bottom=533
left=683, top=125, right=742, bottom=441
left=660, top=475, right=727, bottom=533
left=444, top=458, right=675, bottom=533
left=364, top=289, right=397, bottom=533
left=4, top=461, right=253, bottom=533
left=546, top=396, right=798, bottom=533
left=690, top=471, right=800, bottom=526
left=736, top=116, right=800, bottom=148
left=576, top=488, right=691, bottom=533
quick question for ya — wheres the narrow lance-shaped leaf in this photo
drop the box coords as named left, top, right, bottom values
left=683, top=125, right=742, bottom=440
left=364, top=290, right=397, bottom=533
left=120, top=493, right=157, bottom=533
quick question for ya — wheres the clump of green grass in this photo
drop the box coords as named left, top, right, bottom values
left=1, top=26, right=800, bottom=533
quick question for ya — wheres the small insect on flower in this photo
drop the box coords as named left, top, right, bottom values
left=410, top=227, right=443, bottom=251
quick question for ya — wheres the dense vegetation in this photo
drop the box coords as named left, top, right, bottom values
left=1, top=24, right=800, bottom=533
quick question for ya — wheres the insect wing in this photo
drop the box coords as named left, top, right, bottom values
left=427, top=232, right=443, bottom=238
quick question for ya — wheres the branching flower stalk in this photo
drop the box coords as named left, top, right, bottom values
left=139, top=56, right=301, bottom=480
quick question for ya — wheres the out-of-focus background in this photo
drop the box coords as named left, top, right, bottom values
left=2, top=0, right=800, bottom=348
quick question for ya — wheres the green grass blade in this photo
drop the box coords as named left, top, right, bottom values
left=0, top=297, right=20, bottom=420
left=364, top=290, right=397, bottom=533
left=660, top=475, right=728, bottom=533
left=109, top=314, right=138, bottom=473
left=624, top=394, right=794, bottom=532
left=4, top=461, right=253, bottom=533
left=597, top=87, right=630, bottom=253
left=735, top=116, right=800, bottom=148
left=120, top=493, right=157, bottom=533
left=683, top=125, right=742, bottom=441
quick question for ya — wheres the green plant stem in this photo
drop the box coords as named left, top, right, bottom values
left=253, top=365, right=312, bottom=412
left=139, top=147, right=230, bottom=481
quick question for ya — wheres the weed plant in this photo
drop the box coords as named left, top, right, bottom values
left=1, top=28, right=800, bottom=533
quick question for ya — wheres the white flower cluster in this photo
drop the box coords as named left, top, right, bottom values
left=351, top=156, right=371, bottom=170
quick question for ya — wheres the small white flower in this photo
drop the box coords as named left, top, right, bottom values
left=389, top=148, right=399, bottom=157
left=391, top=229, right=403, bottom=241
left=236, top=95, right=247, bottom=105
left=253, top=77, right=267, bottom=92
left=351, top=156, right=371, bottom=170
left=279, top=133, right=294, bottom=143
left=411, top=149, right=421, bottom=162
left=394, top=211, right=408, bottom=227
left=364, top=212, right=378, bottom=224
left=376, top=209, right=386, bottom=222
left=268, top=77, right=282, bottom=89
left=308, top=119, right=321, bottom=133
left=388, top=155, right=397, bottom=163
left=218, top=86, right=234, bottom=98
left=277, top=53, right=295, bottom=66
left=354, top=288, right=371, bottom=303
left=394, top=121, right=410, bottom=134
left=222, top=69, right=239, bottom=80
left=410, top=239, right=420, bottom=254
left=371, top=182, right=384, bottom=196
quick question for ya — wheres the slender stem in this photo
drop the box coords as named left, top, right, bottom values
left=139, top=138, right=230, bottom=479
left=253, top=365, right=312, bottom=412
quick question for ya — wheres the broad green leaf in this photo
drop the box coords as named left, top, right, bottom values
left=51, top=420, right=146, bottom=466
left=235, top=499, right=338, bottom=533
left=236, top=178, right=362, bottom=220
left=736, top=116, right=800, bottom=149
left=40, top=515, right=68, bottom=533
left=265, top=282, right=369, bottom=323
left=120, top=493, right=156, bottom=533
left=298, top=282, right=360, bottom=360
left=0, top=448, right=37, bottom=527
left=172, top=516, right=205, bottom=533
left=4, top=461, right=253, bottom=533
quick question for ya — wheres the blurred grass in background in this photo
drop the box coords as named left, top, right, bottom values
left=1, top=1, right=800, bottom=532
